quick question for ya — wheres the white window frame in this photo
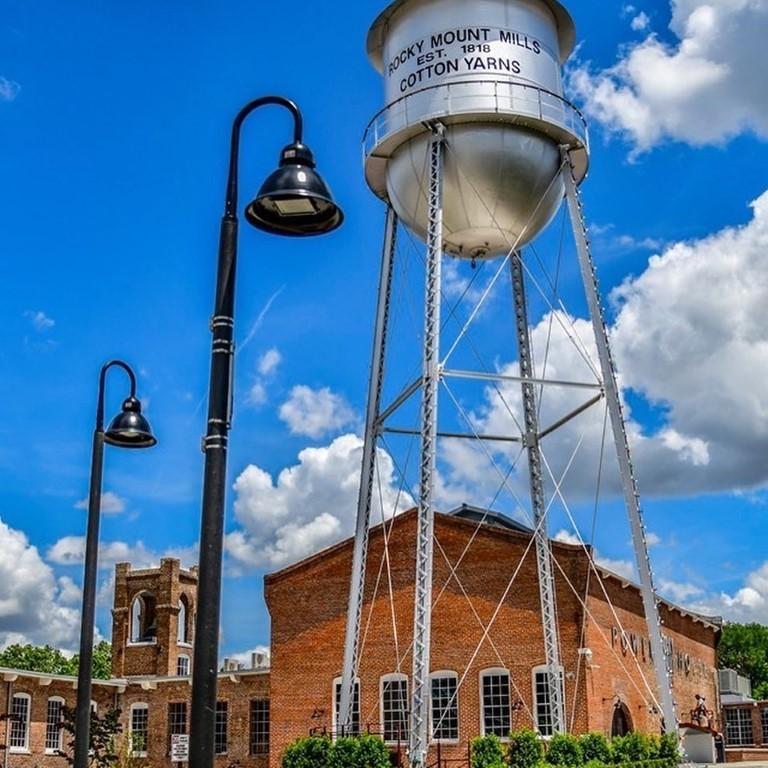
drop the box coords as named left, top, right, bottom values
left=45, top=696, right=66, bottom=754
left=531, top=665, right=564, bottom=739
left=430, top=671, right=459, bottom=744
left=9, top=692, right=31, bottom=753
left=177, top=654, right=191, bottom=676
left=332, top=676, right=360, bottom=736
left=129, top=702, right=149, bottom=757
left=479, top=668, right=511, bottom=740
left=725, top=708, right=754, bottom=747
left=380, top=673, right=408, bottom=744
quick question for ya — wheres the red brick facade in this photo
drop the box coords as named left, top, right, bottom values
left=1, top=514, right=721, bottom=768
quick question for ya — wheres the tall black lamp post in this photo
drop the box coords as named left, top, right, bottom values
left=189, top=97, right=343, bottom=768
left=74, top=361, right=156, bottom=768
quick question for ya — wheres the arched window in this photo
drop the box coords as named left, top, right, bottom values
left=46, top=696, right=66, bottom=753
left=130, top=592, right=157, bottom=643
left=611, top=703, right=633, bottom=738
left=177, top=596, right=189, bottom=644
left=9, top=693, right=31, bottom=751
left=480, top=668, right=511, bottom=738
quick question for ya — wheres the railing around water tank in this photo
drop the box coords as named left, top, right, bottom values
left=363, top=79, right=589, bottom=159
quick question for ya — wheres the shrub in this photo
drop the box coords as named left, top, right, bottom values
left=579, top=734, right=611, bottom=764
left=508, top=729, right=543, bottom=768
left=282, top=736, right=331, bottom=768
left=328, top=737, right=360, bottom=768
left=546, top=733, right=583, bottom=766
left=355, top=734, right=392, bottom=768
left=583, top=761, right=606, bottom=768
left=611, top=733, right=652, bottom=764
left=658, top=733, right=681, bottom=765
left=472, top=735, right=507, bottom=768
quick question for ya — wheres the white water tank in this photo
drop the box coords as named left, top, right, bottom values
left=364, top=0, right=589, bottom=259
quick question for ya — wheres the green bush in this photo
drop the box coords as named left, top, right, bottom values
left=611, top=733, right=653, bottom=764
left=583, top=761, right=606, bottom=768
left=580, top=734, right=611, bottom=764
left=328, top=737, right=359, bottom=768
left=508, top=729, right=543, bottom=768
left=658, top=733, right=681, bottom=765
left=472, top=735, right=507, bottom=768
left=282, top=736, right=331, bottom=768
left=355, top=734, right=392, bottom=768
left=546, top=733, right=583, bottom=766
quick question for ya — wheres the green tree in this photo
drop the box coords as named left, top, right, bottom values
left=719, top=623, right=768, bottom=699
left=59, top=705, right=122, bottom=768
left=0, top=642, right=112, bottom=680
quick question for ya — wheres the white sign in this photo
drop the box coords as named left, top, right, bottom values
left=171, top=734, right=189, bottom=763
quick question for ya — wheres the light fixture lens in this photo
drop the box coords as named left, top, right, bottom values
left=273, top=197, right=319, bottom=216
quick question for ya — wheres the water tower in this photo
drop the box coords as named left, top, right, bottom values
left=338, top=0, right=677, bottom=764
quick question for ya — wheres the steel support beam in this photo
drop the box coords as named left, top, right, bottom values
left=409, top=125, right=445, bottom=768
left=510, top=251, right=566, bottom=736
left=562, top=147, right=678, bottom=736
left=339, top=206, right=398, bottom=732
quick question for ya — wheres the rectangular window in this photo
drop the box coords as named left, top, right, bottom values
left=168, top=702, right=187, bottom=753
left=46, top=698, right=64, bottom=752
left=726, top=708, right=754, bottom=746
left=249, top=700, right=269, bottom=755
left=334, top=681, right=360, bottom=735
left=177, top=655, right=190, bottom=676
left=10, top=694, right=30, bottom=751
left=131, top=705, right=149, bottom=756
left=214, top=701, right=228, bottom=755
left=382, top=678, right=409, bottom=743
left=533, top=669, right=564, bottom=738
left=431, top=675, right=459, bottom=742
left=482, top=672, right=511, bottom=738
left=762, top=708, right=768, bottom=745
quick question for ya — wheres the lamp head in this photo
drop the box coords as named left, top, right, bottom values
left=245, top=142, right=344, bottom=236
left=105, top=396, right=157, bottom=449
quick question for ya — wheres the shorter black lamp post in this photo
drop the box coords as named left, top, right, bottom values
left=73, top=361, right=156, bottom=768
left=190, top=96, right=342, bottom=768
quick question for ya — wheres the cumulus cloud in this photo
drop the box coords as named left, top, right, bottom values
left=74, top=491, right=126, bottom=515
left=0, top=517, right=81, bottom=650
left=0, top=76, right=20, bottom=102
left=553, top=530, right=636, bottom=581
left=227, top=434, right=413, bottom=570
left=24, top=310, right=55, bottom=332
left=570, top=0, right=768, bottom=152
left=257, top=348, right=281, bottom=377
left=278, top=385, right=357, bottom=439
left=630, top=12, right=650, bottom=31
left=46, top=536, right=197, bottom=571
left=247, top=348, right=282, bottom=408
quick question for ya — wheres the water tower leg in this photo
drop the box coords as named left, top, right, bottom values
left=510, top=252, right=566, bottom=736
left=339, top=206, right=399, bottom=732
left=409, top=124, right=445, bottom=768
left=561, top=148, right=678, bottom=738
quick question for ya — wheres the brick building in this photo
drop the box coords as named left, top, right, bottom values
left=1, top=506, right=722, bottom=768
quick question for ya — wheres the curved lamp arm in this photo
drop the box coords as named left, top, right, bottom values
left=224, top=96, right=303, bottom=219
left=96, top=359, right=137, bottom=432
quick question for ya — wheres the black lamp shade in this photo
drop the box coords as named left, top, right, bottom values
left=245, top=142, right=343, bottom=236
left=105, top=397, right=157, bottom=449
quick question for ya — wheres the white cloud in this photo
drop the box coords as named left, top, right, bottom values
left=278, top=385, right=357, bottom=439
left=74, top=491, right=126, bottom=515
left=570, top=0, right=768, bottom=152
left=24, top=310, right=55, bottom=332
left=645, top=531, right=661, bottom=547
left=227, top=433, right=413, bottom=570
left=46, top=536, right=197, bottom=571
left=631, top=12, right=651, bottom=31
left=0, top=76, right=20, bottom=102
left=0, top=517, right=81, bottom=651
left=248, top=381, right=268, bottom=407
left=57, top=576, right=82, bottom=606
left=554, top=530, right=636, bottom=581
left=257, top=348, right=281, bottom=376
left=224, top=645, right=270, bottom=669
left=658, top=578, right=703, bottom=603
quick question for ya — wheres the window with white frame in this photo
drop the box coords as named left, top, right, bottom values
left=177, top=654, right=190, bottom=676
left=761, top=707, right=768, bottom=745
left=214, top=701, right=228, bottom=754
left=168, top=702, right=187, bottom=753
left=481, top=669, right=511, bottom=738
left=333, top=677, right=360, bottom=735
left=532, top=666, right=564, bottom=738
left=130, top=703, right=149, bottom=756
left=725, top=708, right=754, bottom=746
left=10, top=693, right=31, bottom=751
left=381, top=675, right=408, bottom=742
left=431, top=672, right=459, bottom=742
left=46, top=697, right=65, bottom=753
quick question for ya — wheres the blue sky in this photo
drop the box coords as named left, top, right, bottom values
left=2, top=0, right=768, bottom=660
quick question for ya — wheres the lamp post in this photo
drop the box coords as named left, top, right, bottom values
left=189, top=97, right=343, bottom=768
left=73, top=361, right=156, bottom=768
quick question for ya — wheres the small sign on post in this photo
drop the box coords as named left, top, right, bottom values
left=171, top=734, right=190, bottom=763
